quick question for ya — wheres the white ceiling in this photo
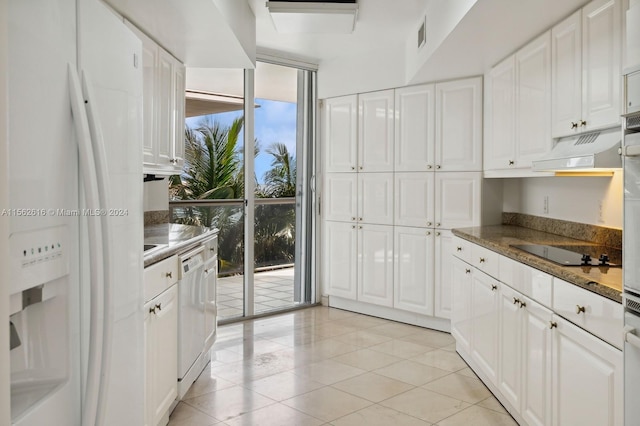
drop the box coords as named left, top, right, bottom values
left=249, top=0, right=429, bottom=64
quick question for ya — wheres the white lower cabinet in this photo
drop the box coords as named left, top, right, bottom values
left=451, top=257, right=473, bottom=353
left=470, top=270, right=500, bottom=384
left=324, top=221, right=357, bottom=299
left=551, top=315, right=623, bottom=426
left=434, top=229, right=453, bottom=318
left=394, top=226, right=434, bottom=314
left=452, top=238, right=622, bottom=426
left=144, top=284, right=178, bottom=426
left=357, top=224, right=394, bottom=307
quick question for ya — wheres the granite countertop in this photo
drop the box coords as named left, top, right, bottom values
left=452, top=225, right=622, bottom=303
left=144, top=223, right=219, bottom=267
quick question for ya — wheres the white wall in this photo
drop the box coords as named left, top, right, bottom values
left=317, top=45, right=406, bottom=99
left=0, top=0, right=10, bottom=421
left=404, top=0, right=477, bottom=84
left=143, top=179, right=169, bottom=212
left=503, top=172, right=623, bottom=229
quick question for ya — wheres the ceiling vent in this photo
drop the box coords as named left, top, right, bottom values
left=266, top=1, right=359, bottom=34
left=417, top=17, right=426, bottom=49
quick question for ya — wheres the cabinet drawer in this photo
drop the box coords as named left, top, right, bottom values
left=144, top=255, right=179, bottom=302
left=471, top=244, right=499, bottom=278
left=553, top=278, right=623, bottom=349
left=452, top=236, right=472, bottom=263
left=499, top=255, right=553, bottom=308
left=203, top=235, right=218, bottom=261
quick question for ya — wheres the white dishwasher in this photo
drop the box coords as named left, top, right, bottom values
left=177, top=246, right=205, bottom=398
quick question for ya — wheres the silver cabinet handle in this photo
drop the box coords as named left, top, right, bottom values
left=155, top=303, right=162, bottom=311
left=549, top=321, right=557, bottom=329
left=165, top=272, right=172, bottom=278
left=479, top=258, right=485, bottom=263
left=358, top=226, right=363, bottom=229
left=456, top=247, right=462, bottom=252
left=579, top=120, right=587, bottom=127
left=149, top=306, right=156, bottom=314
left=351, top=166, right=355, bottom=170
left=352, top=225, right=355, bottom=229
left=436, top=165, right=441, bottom=170
left=513, top=297, right=520, bottom=305
left=359, top=166, right=363, bottom=170
left=576, top=305, right=585, bottom=314
left=465, top=269, right=471, bottom=274
left=519, top=300, right=526, bottom=309
left=436, top=223, right=441, bottom=227
left=426, top=231, right=431, bottom=236
left=491, top=284, right=498, bottom=291
left=571, top=122, right=578, bottom=129
left=435, top=232, right=441, bottom=236
left=351, top=217, right=356, bottom=221
left=427, top=165, right=433, bottom=170
left=426, top=221, right=432, bottom=226
left=359, top=217, right=363, bottom=221
left=508, top=160, right=515, bottom=166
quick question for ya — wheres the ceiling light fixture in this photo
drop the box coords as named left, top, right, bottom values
left=265, top=1, right=359, bottom=34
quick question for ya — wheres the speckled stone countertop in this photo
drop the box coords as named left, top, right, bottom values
left=144, top=223, right=219, bottom=267
left=452, top=225, right=622, bottom=303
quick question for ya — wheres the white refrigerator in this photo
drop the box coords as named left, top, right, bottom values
left=6, top=0, right=144, bottom=424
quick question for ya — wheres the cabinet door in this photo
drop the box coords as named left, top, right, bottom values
left=471, top=271, right=500, bottom=384
left=451, top=258, right=473, bottom=354
left=358, top=90, right=394, bottom=172
left=172, top=60, right=186, bottom=170
left=435, top=77, right=483, bottom=171
left=149, top=285, right=179, bottom=426
left=141, top=40, right=157, bottom=166
left=551, top=10, right=582, bottom=138
left=324, top=221, right=357, bottom=299
left=204, top=258, right=217, bottom=353
left=394, top=172, right=434, bottom=228
left=157, top=50, right=174, bottom=167
left=324, top=95, right=358, bottom=172
left=324, top=173, right=357, bottom=222
left=434, top=230, right=453, bottom=319
left=484, top=55, right=516, bottom=171
left=358, top=224, right=394, bottom=307
left=435, top=172, right=481, bottom=229
left=552, top=315, right=623, bottom=426
left=143, top=299, right=152, bottom=426
left=582, top=0, right=622, bottom=131
left=394, top=226, right=434, bottom=315
left=395, top=84, right=435, bottom=171
left=497, top=284, right=523, bottom=410
left=517, top=31, right=552, bottom=167
left=358, top=173, right=393, bottom=225
left=521, top=297, right=553, bottom=426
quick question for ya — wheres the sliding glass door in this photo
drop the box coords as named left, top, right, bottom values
left=170, top=61, right=316, bottom=322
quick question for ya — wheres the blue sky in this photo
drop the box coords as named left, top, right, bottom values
left=185, top=98, right=297, bottom=184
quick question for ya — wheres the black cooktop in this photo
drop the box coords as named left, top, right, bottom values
left=511, top=244, right=622, bottom=267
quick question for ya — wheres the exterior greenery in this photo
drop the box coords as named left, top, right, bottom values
left=170, top=117, right=296, bottom=274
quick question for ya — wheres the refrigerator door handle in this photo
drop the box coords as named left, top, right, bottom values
left=625, top=325, right=640, bottom=350
left=81, top=72, right=114, bottom=426
left=68, top=64, right=104, bottom=426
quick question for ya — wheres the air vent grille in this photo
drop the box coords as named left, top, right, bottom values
left=417, top=18, right=426, bottom=49
left=574, top=132, right=600, bottom=146
left=628, top=115, right=640, bottom=130
left=626, top=297, right=640, bottom=315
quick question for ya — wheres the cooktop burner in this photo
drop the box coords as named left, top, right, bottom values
left=510, top=244, right=622, bottom=267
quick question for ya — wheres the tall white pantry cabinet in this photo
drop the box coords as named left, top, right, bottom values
left=323, top=77, right=501, bottom=329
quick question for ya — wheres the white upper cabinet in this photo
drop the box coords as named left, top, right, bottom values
left=324, top=95, right=358, bottom=173
left=394, top=172, right=434, bottom=228
left=435, top=77, right=483, bottom=171
left=552, top=0, right=622, bottom=137
left=516, top=31, right=552, bottom=166
left=551, top=11, right=583, bottom=138
left=435, top=172, right=482, bottom=229
left=394, top=226, right=435, bottom=315
left=324, top=173, right=357, bottom=222
left=128, top=22, right=186, bottom=175
left=485, top=56, right=516, bottom=171
left=358, top=173, right=394, bottom=225
left=358, top=90, right=395, bottom=172
left=485, top=31, right=552, bottom=172
left=395, top=84, right=435, bottom=172
left=582, top=0, right=622, bottom=130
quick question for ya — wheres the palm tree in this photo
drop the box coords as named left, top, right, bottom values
left=261, top=142, right=296, bottom=198
left=170, top=117, right=248, bottom=273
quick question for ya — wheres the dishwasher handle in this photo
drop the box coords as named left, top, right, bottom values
left=624, top=326, right=640, bottom=350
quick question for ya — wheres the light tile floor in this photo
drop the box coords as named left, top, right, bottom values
left=217, top=267, right=296, bottom=320
left=168, top=306, right=518, bottom=426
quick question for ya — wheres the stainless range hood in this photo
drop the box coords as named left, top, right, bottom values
left=532, top=127, right=622, bottom=172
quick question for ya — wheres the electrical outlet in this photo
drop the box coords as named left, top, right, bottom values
left=543, top=196, right=549, bottom=214
left=598, top=200, right=605, bottom=223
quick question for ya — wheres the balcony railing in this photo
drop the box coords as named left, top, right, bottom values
left=169, top=198, right=296, bottom=276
